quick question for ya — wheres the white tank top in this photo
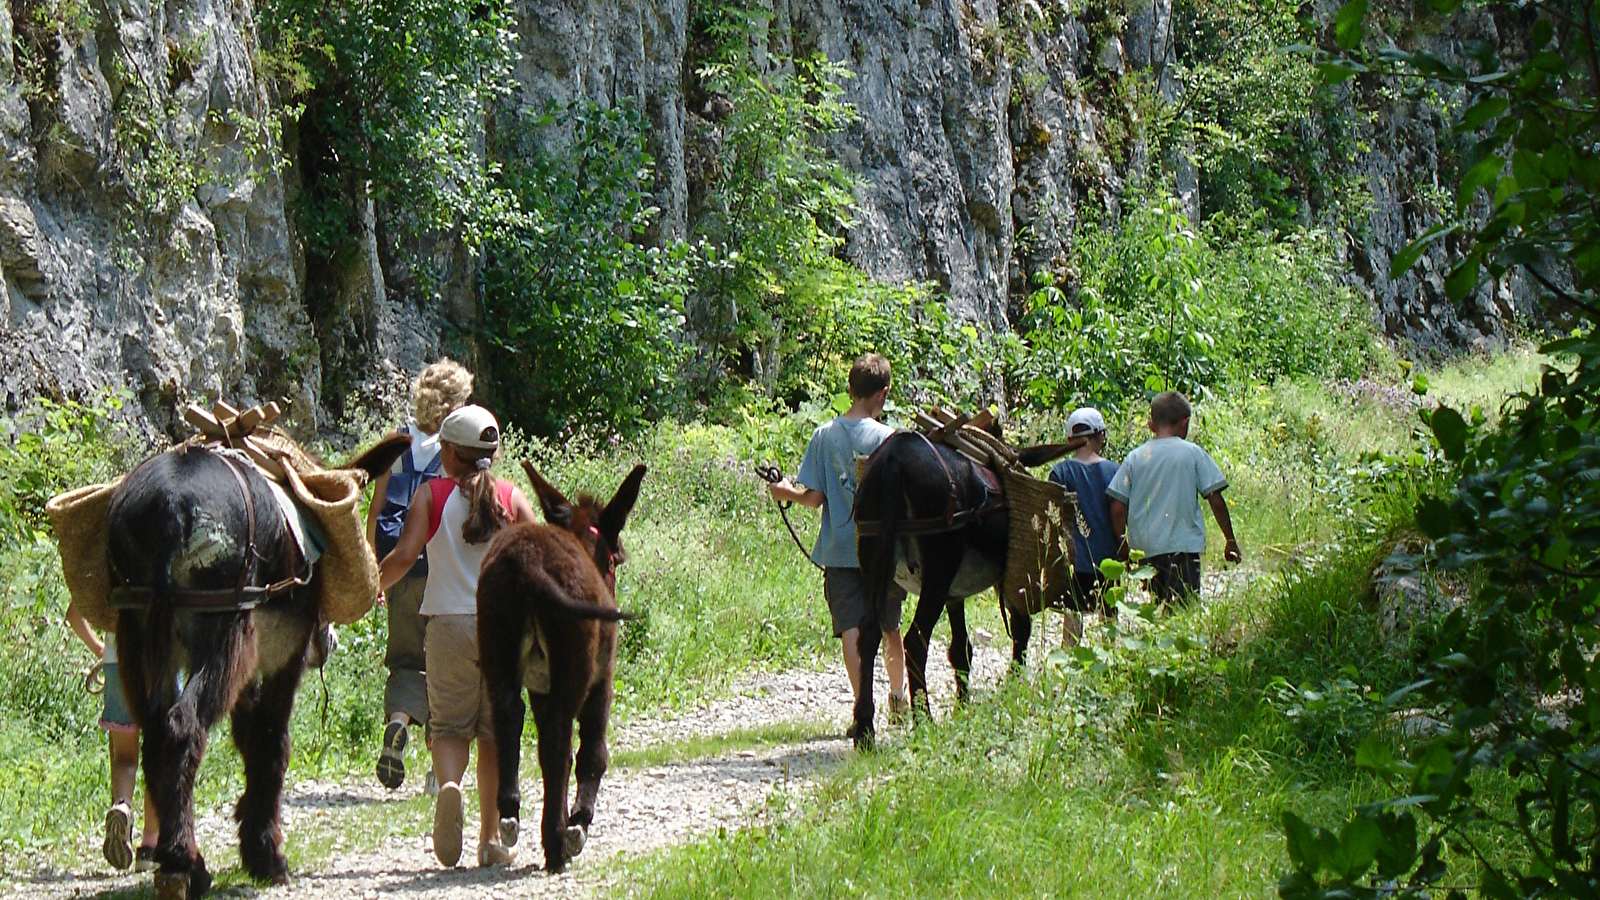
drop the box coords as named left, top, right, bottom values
left=419, top=485, right=495, bottom=616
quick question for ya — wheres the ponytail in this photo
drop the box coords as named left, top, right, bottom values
left=459, top=452, right=508, bottom=544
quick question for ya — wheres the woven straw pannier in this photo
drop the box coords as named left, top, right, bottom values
left=46, top=481, right=122, bottom=631
left=47, top=455, right=378, bottom=628
left=277, top=464, right=379, bottom=625
left=1000, top=469, right=1077, bottom=615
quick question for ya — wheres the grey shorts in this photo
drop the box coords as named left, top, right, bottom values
left=823, top=567, right=905, bottom=638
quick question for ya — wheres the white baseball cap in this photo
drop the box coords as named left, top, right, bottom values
left=439, top=404, right=500, bottom=450
left=1066, top=407, right=1107, bottom=436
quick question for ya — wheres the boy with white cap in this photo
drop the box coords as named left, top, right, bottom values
left=1048, top=407, right=1121, bottom=620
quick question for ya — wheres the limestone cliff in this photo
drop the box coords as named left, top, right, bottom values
left=0, top=0, right=1522, bottom=431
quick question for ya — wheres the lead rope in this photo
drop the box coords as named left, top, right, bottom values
left=755, top=462, right=824, bottom=572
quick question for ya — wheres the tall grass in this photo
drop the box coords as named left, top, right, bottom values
left=0, top=352, right=1538, bottom=876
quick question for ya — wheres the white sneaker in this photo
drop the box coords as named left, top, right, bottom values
left=433, top=783, right=463, bottom=868
left=102, top=801, right=133, bottom=870
left=424, top=768, right=439, bottom=797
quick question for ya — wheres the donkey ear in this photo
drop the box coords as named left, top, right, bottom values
left=598, top=464, right=647, bottom=541
left=344, top=432, right=411, bottom=482
left=520, top=460, right=572, bottom=526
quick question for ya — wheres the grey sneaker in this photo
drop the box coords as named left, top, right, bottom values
left=424, top=767, right=439, bottom=797
left=102, top=801, right=134, bottom=870
left=377, top=720, right=407, bottom=789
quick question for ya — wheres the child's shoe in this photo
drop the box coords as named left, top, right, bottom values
left=478, top=841, right=515, bottom=867
left=102, top=801, right=134, bottom=870
left=433, top=783, right=463, bottom=867
left=887, top=689, right=912, bottom=722
left=376, top=720, right=407, bottom=789
left=134, top=845, right=157, bottom=873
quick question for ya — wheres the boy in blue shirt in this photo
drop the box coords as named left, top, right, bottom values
left=1106, top=391, right=1241, bottom=605
left=768, top=353, right=911, bottom=722
left=1048, top=407, right=1120, bottom=621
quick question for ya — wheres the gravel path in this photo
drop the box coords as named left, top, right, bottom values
left=16, top=590, right=1198, bottom=900
left=12, top=625, right=1050, bottom=900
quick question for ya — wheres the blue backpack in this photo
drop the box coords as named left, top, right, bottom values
left=374, top=426, right=443, bottom=575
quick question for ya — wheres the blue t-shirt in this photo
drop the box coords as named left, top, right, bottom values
left=795, top=416, right=896, bottom=568
left=1105, top=437, right=1228, bottom=556
left=1048, top=457, right=1121, bottom=573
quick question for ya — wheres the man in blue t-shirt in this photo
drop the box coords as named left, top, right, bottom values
left=768, top=353, right=910, bottom=724
left=1048, top=407, right=1120, bottom=619
left=1106, top=391, right=1242, bottom=606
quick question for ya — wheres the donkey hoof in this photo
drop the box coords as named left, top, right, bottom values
left=562, top=824, right=587, bottom=860
left=852, top=725, right=876, bottom=753
left=499, top=817, right=519, bottom=849
left=153, top=872, right=189, bottom=900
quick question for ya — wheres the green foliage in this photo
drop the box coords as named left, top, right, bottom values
left=0, top=393, right=147, bottom=544
left=258, top=0, right=516, bottom=256
left=1013, top=195, right=1379, bottom=414
left=1282, top=1, right=1600, bottom=896
left=690, top=53, right=861, bottom=395
left=482, top=100, right=693, bottom=436
left=1172, top=0, right=1367, bottom=225
left=11, top=0, right=93, bottom=110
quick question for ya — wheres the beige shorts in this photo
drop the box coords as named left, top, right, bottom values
left=424, top=614, right=493, bottom=741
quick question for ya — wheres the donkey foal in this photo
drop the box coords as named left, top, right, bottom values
left=478, top=461, right=645, bottom=873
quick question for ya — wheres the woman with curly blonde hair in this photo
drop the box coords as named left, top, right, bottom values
left=366, top=358, right=474, bottom=791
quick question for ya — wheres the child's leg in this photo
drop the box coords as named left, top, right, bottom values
left=476, top=736, right=500, bottom=845
left=882, top=630, right=906, bottom=695
left=109, top=729, right=139, bottom=805
left=839, top=627, right=864, bottom=701
left=432, top=736, right=469, bottom=787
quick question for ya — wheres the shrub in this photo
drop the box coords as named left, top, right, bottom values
left=481, top=100, right=694, bottom=436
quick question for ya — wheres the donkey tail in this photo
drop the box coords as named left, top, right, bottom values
left=523, top=565, right=639, bottom=622
left=858, top=445, right=903, bottom=634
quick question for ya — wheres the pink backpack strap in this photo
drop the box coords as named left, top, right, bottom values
left=427, top=477, right=514, bottom=543
left=426, top=478, right=457, bottom=543
left=496, top=478, right=515, bottom=517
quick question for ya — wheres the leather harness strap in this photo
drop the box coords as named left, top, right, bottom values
left=107, top=446, right=312, bottom=613
left=853, top=430, right=1007, bottom=537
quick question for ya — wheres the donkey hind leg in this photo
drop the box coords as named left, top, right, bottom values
left=944, top=600, right=974, bottom=703
left=477, top=624, right=527, bottom=839
left=231, top=662, right=304, bottom=885
left=1008, top=601, right=1034, bottom=670
left=851, top=617, right=884, bottom=752
left=568, top=681, right=614, bottom=831
left=531, top=692, right=578, bottom=872
left=151, top=619, right=254, bottom=899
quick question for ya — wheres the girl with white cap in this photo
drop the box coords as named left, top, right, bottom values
left=377, top=404, right=538, bottom=868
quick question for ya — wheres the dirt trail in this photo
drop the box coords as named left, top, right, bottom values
left=10, top=570, right=1251, bottom=899
left=15, top=625, right=1048, bottom=900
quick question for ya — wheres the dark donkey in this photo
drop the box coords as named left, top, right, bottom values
left=852, top=430, right=1080, bottom=748
left=478, top=461, right=645, bottom=873
left=107, top=433, right=408, bottom=900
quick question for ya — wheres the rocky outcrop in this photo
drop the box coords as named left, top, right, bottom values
left=0, top=0, right=1526, bottom=431
left=0, top=0, right=317, bottom=434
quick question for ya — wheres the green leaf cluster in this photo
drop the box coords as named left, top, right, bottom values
left=1281, top=1, right=1600, bottom=896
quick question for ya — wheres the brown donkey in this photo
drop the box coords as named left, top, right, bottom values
left=477, top=461, right=645, bottom=872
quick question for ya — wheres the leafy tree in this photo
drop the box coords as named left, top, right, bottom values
left=481, top=101, right=693, bottom=437
left=690, top=52, right=860, bottom=398
left=1280, top=1, right=1600, bottom=897
left=257, top=0, right=516, bottom=257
